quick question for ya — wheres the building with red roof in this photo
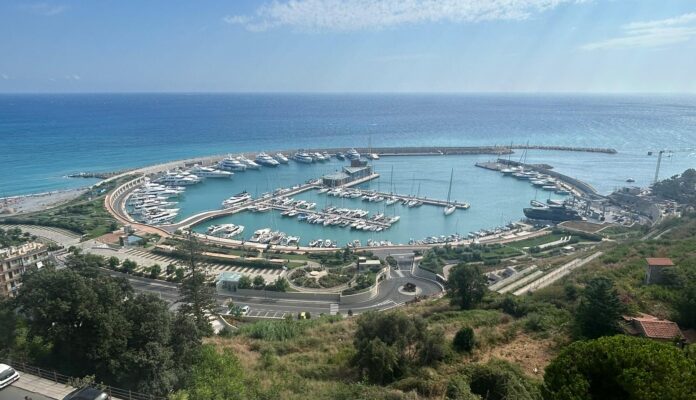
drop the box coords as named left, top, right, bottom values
left=645, top=257, right=674, bottom=285
left=623, top=313, right=684, bottom=342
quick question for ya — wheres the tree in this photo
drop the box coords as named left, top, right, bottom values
left=174, top=267, right=185, bottom=282
left=179, top=232, right=203, bottom=273
left=16, top=267, right=132, bottom=380
left=178, top=270, right=218, bottom=336
left=149, top=264, right=162, bottom=279
left=252, top=275, right=266, bottom=289
left=108, top=256, right=120, bottom=270
left=353, top=311, right=444, bottom=383
left=121, top=259, right=138, bottom=274
left=269, top=277, right=289, bottom=292
left=543, top=335, right=696, bottom=400
left=447, top=264, right=487, bottom=309
left=166, top=263, right=177, bottom=275
left=675, top=283, right=696, bottom=329
left=453, top=326, right=476, bottom=353
left=575, top=277, right=623, bottom=339
left=237, top=275, right=252, bottom=289
left=465, top=360, right=541, bottom=400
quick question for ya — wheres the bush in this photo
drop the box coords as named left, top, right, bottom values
left=453, top=327, right=476, bottom=353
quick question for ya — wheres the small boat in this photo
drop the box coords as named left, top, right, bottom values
left=626, top=178, right=635, bottom=183
left=443, top=169, right=456, bottom=216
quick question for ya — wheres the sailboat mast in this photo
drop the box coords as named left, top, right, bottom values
left=446, top=168, right=453, bottom=204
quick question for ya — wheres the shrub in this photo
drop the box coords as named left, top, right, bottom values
left=453, top=327, right=476, bottom=353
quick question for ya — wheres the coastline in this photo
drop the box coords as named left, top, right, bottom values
left=0, top=188, right=88, bottom=216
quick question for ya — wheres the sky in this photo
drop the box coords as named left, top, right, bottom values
left=1, top=0, right=695, bottom=93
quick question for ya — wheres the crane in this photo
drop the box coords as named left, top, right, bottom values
left=648, top=148, right=696, bottom=184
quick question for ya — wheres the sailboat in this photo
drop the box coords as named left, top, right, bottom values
left=444, top=169, right=456, bottom=216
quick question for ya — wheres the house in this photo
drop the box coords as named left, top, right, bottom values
left=644, top=257, right=674, bottom=284
left=0, top=242, right=49, bottom=297
left=623, top=314, right=684, bottom=342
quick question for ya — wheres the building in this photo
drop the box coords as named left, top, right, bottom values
left=645, top=257, right=674, bottom=284
left=0, top=242, right=49, bottom=297
left=322, top=159, right=373, bottom=187
left=623, top=314, right=684, bottom=342
left=216, top=271, right=243, bottom=292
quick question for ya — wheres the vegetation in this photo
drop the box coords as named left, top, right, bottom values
left=0, top=177, right=132, bottom=238
left=0, top=227, right=35, bottom=247
left=575, top=277, right=624, bottom=339
left=453, top=326, right=476, bottom=353
left=447, top=264, right=488, bottom=309
left=353, top=311, right=447, bottom=384
left=543, top=335, right=696, bottom=400
left=420, top=243, right=525, bottom=273
left=3, top=254, right=202, bottom=396
left=652, top=168, right=696, bottom=206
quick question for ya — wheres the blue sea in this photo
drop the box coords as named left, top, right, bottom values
left=2, top=93, right=695, bottom=198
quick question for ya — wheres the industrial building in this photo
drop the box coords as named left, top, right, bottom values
left=322, top=159, right=373, bottom=187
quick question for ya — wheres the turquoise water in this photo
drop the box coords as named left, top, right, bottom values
left=188, top=155, right=567, bottom=245
left=2, top=94, right=696, bottom=196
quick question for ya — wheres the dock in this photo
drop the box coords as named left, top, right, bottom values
left=336, top=187, right=470, bottom=210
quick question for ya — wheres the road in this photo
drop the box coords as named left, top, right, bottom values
left=0, top=385, right=54, bottom=400
left=106, top=254, right=443, bottom=318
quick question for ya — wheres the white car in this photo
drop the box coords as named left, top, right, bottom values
left=240, top=305, right=250, bottom=316
left=0, top=363, right=19, bottom=389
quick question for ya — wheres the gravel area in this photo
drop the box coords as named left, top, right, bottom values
left=0, top=188, right=87, bottom=216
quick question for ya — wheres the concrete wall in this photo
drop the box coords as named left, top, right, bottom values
left=413, top=262, right=441, bottom=281
left=341, top=267, right=389, bottom=304
left=233, top=288, right=340, bottom=302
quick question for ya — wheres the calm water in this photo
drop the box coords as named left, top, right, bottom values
left=2, top=94, right=696, bottom=196
left=3, top=94, right=696, bottom=244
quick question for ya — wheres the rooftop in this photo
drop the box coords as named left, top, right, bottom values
left=344, top=166, right=370, bottom=174
left=624, top=314, right=683, bottom=340
left=0, top=242, right=46, bottom=260
left=217, top=271, right=243, bottom=282
left=645, top=258, right=674, bottom=267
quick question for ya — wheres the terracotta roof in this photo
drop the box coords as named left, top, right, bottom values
left=633, top=317, right=683, bottom=340
left=645, top=258, right=674, bottom=267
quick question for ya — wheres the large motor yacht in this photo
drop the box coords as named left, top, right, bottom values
left=237, top=156, right=260, bottom=169
left=221, top=191, right=252, bottom=208
left=345, top=148, right=361, bottom=160
left=218, top=156, right=247, bottom=172
left=292, top=152, right=314, bottom=164
left=255, top=152, right=280, bottom=167
left=273, top=153, right=289, bottom=163
left=190, top=165, right=234, bottom=178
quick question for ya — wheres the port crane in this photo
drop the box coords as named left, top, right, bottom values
left=648, top=148, right=696, bottom=184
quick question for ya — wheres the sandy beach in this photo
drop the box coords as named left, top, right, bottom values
left=0, top=188, right=87, bottom=216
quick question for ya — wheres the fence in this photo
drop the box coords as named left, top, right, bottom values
left=2, top=358, right=166, bottom=400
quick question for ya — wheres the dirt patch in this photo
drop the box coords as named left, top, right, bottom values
left=478, top=334, right=556, bottom=376
left=560, top=220, right=610, bottom=234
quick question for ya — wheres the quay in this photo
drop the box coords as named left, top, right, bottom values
left=339, top=187, right=470, bottom=210
left=474, top=159, right=601, bottom=198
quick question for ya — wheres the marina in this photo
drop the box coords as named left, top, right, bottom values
left=109, top=146, right=620, bottom=248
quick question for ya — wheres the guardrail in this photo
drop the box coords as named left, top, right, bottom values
left=2, top=358, right=166, bottom=400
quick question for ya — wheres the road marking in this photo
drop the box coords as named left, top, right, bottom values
left=329, top=303, right=339, bottom=315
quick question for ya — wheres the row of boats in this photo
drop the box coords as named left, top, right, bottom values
left=278, top=202, right=401, bottom=232
left=127, top=182, right=186, bottom=224
left=248, top=228, right=300, bottom=246
left=501, top=167, right=571, bottom=195
left=318, top=187, right=428, bottom=208
left=215, top=148, right=378, bottom=171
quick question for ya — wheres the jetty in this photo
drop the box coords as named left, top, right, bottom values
left=340, top=187, right=470, bottom=210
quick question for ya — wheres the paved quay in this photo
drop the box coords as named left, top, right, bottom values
left=7, top=373, right=74, bottom=400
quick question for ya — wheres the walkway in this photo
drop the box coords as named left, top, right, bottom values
left=8, top=372, right=75, bottom=400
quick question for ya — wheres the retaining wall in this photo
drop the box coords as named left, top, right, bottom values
left=233, top=288, right=340, bottom=302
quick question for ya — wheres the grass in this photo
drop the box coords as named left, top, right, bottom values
left=507, top=233, right=565, bottom=250
left=0, top=176, right=134, bottom=239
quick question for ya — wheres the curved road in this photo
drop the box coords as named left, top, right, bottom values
left=107, top=264, right=442, bottom=317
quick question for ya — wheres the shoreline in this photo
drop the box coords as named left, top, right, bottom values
left=0, top=188, right=88, bottom=216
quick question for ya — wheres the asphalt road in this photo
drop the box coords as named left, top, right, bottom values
left=106, top=254, right=443, bottom=318
left=0, top=385, right=53, bottom=400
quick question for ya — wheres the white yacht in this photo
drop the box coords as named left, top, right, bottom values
left=208, top=224, right=245, bottom=238
left=311, top=152, right=328, bottom=162
left=274, top=153, right=289, bottom=163
left=156, top=171, right=201, bottom=186
left=255, top=152, right=280, bottom=167
left=190, top=165, right=234, bottom=178
left=292, top=152, right=314, bottom=164
left=345, top=148, right=361, bottom=160
left=218, top=156, right=247, bottom=172
left=367, top=153, right=379, bottom=160
left=221, top=191, right=252, bottom=208
left=237, top=156, right=260, bottom=170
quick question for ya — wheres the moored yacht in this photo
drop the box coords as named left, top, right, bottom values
left=345, top=148, right=360, bottom=160
left=190, top=165, right=234, bottom=178
left=237, top=156, right=260, bottom=169
left=255, top=152, right=280, bottom=167
left=222, top=191, right=252, bottom=208
left=292, top=152, right=314, bottom=163
left=218, top=156, right=247, bottom=172
left=274, top=153, right=289, bottom=163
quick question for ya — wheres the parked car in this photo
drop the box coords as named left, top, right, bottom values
left=0, top=364, right=20, bottom=389
left=240, top=305, right=250, bottom=316
left=62, top=387, right=109, bottom=400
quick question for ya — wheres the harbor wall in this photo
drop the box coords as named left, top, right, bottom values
left=412, top=259, right=442, bottom=282
left=233, top=289, right=340, bottom=302
left=497, top=159, right=601, bottom=197
left=340, top=267, right=389, bottom=305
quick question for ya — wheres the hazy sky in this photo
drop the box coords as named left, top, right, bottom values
left=1, top=0, right=695, bottom=93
